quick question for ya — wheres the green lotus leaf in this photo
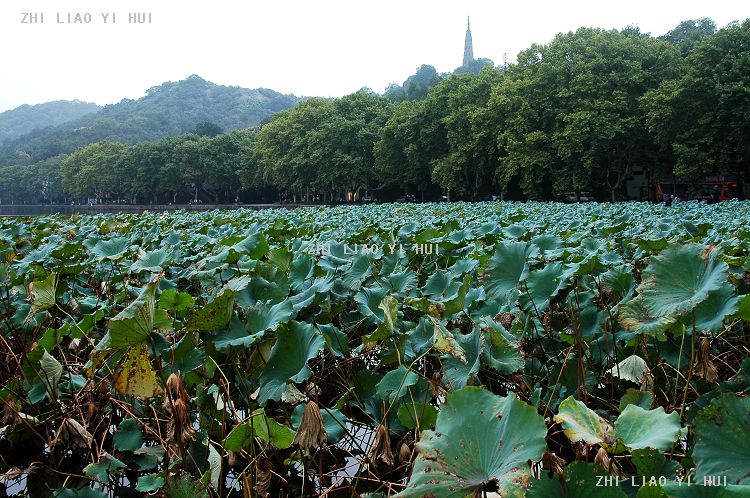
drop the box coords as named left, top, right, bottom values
left=614, top=405, right=681, bottom=451
left=187, top=288, right=235, bottom=332
left=136, top=474, right=165, bottom=493
left=483, top=343, right=525, bottom=374
left=404, top=317, right=435, bottom=363
left=158, top=289, right=195, bottom=312
left=423, top=270, right=462, bottom=302
left=318, top=323, right=349, bottom=357
left=223, top=422, right=253, bottom=452
left=84, top=452, right=127, bottom=484
left=385, top=268, right=418, bottom=295
left=90, top=237, right=131, bottom=260
left=639, top=244, right=728, bottom=318
left=40, top=350, right=62, bottom=399
left=620, top=296, right=677, bottom=337
left=29, top=272, right=57, bottom=313
left=690, top=283, right=739, bottom=333
left=443, top=274, right=472, bottom=316
left=619, top=388, right=654, bottom=412
left=133, top=446, right=164, bottom=471
left=341, top=253, right=374, bottom=290
left=107, top=275, right=160, bottom=348
left=376, top=365, right=419, bottom=403
left=129, top=247, right=173, bottom=273
left=113, top=418, right=143, bottom=451
left=257, top=321, right=324, bottom=405
left=601, top=266, right=636, bottom=305
left=247, top=298, right=293, bottom=334
left=251, top=408, right=295, bottom=449
left=228, top=231, right=269, bottom=260
left=289, top=253, right=314, bottom=292
left=735, top=294, right=750, bottom=322
left=54, top=488, right=109, bottom=498
left=481, top=318, right=525, bottom=374
left=164, top=333, right=205, bottom=375
left=554, top=396, right=611, bottom=445
left=224, top=409, right=296, bottom=450
left=397, top=402, right=438, bottom=430
left=210, top=318, right=265, bottom=352
left=441, top=326, right=480, bottom=389
left=482, top=241, right=530, bottom=302
left=631, top=448, right=681, bottom=481
left=245, top=263, right=289, bottom=302
left=520, top=262, right=567, bottom=313
left=692, top=393, right=750, bottom=485
left=354, top=286, right=388, bottom=324
left=608, top=355, right=651, bottom=384
left=397, top=387, right=547, bottom=497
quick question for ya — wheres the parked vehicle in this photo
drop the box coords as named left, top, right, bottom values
left=564, top=191, right=595, bottom=202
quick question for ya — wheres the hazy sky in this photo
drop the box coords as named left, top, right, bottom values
left=1, top=0, right=748, bottom=112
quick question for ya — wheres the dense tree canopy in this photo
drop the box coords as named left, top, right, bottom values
left=644, top=19, right=750, bottom=185
left=253, top=91, right=393, bottom=202
left=487, top=27, right=681, bottom=200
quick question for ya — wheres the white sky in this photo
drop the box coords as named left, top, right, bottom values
left=0, top=0, right=748, bottom=113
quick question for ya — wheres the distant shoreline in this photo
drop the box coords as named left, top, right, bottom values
left=0, top=203, right=318, bottom=216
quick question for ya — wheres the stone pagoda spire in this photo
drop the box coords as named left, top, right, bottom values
left=463, top=16, right=475, bottom=67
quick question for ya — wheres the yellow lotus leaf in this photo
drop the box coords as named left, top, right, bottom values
left=114, top=344, right=161, bottom=398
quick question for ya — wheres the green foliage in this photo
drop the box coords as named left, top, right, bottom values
left=257, top=321, right=324, bottom=405
left=638, top=244, right=728, bottom=319
left=106, top=275, right=160, bottom=349
left=660, top=18, right=718, bottom=55
left=645, top=19, right=750, bottom=183
left=1, top=201, right=749, bottom=496
left=614, top=405, right=681, bottom=451
left=396, top=387, right=547, bottom=497
left=254, top=90, right=393, bottom=201
left=692, top=393, right=750, bottom=485
left=113, top=418, right=144, bottom=451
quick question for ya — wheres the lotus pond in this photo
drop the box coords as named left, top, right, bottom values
left=1, top=201, right=749, bottom=497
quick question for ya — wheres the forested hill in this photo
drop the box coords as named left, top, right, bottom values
left=0, top=100, right=101, bottom=144
left=0, top=75, right=300, bottom=166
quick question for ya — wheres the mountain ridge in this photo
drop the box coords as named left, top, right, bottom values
left=0, top=75, right=300, bottom=166
left=0, top=100, right=102, bottom=145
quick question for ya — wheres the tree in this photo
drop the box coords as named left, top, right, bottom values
left=19, top=155, right=66, bottom=203
left=193, top=121, right=224, bottom=137
left=488, top=28, right=680, bottom=201
left=454, top=58, right=495, bottom=75
left=645, top=19, right=750, bottom=189
left=384, top=65, right=441, bottom=102
left=430, top=67, right=505, bottom=200
left=660, top=18, right=717, bottom=56
left=61, top=141, right=128, bottom=201
left=255, top=92, right=392, bottom=203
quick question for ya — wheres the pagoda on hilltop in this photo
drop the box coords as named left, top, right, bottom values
left=457, top=16, right=494, bottom=74
left=463, top=17, right=475, bottom=67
